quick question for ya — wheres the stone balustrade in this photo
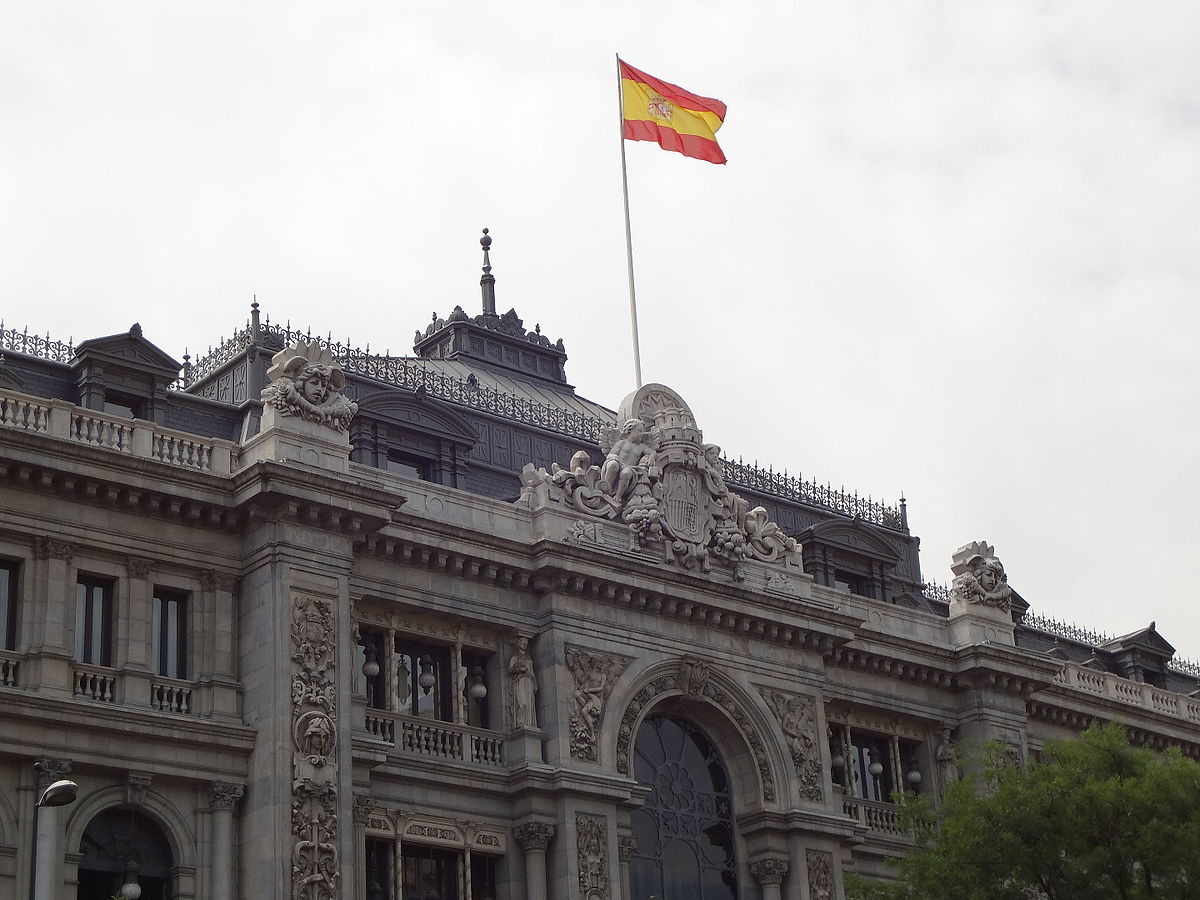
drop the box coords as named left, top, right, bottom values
left=0, top=650, right=19, bottom=687
left=0, top=387, right=236, bottom=476
left=365, top=710, right=504, bottom=766
left=151, top=677, right=194, bottom=714
left=842, top=797, right=910, bottom=838
left=1055, top=662, right=1200, bottom=725
left=73, top=664, right=118, bottom=703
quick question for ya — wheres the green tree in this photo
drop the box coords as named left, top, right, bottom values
left=847, top=724, right=1200, bottom=900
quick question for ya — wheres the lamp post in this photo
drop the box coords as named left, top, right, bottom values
left=29, top=777, right=79, bottom=900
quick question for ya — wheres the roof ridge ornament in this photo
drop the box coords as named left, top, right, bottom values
left=480, top=227, right=496, bottom=317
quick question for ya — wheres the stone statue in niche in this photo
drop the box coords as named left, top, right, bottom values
left=508, top=635, right=538, bottom=730
left=950, top=541, right=1013, bottom=611
left=520, top=384, right=800, bottom=579
left=260, top=340, right=358, bottom=432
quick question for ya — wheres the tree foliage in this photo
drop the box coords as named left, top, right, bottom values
left=847, top=724, right=1200, bottom=900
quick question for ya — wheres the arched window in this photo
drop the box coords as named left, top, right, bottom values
left=77, top=808, right=174, bottom=900
left=629, top=715, right=738, bottom=900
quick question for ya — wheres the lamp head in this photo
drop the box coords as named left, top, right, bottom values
left=37, top=779, right=79, bottom=808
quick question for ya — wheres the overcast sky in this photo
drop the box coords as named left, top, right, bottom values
left=4, top=3, right=1199, bottom=659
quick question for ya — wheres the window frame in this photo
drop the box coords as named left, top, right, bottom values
left=0, top=559, right=17, bottom=652
left=75, top=575, right=115, bottom=667
left=152, top=587, right=189, bottom=679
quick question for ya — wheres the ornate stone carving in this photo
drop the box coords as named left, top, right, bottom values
left=127, top=558, right=152, bottom=579
left=33, top=536, right=72, bottom=561
left=576, top=814, right=610, bottom=900
left=761, top=689, right=822, bottom=802
left=950, top=541, right=1013, bottom=611
left=806, top=850, right=833, bottom=900
left=513, top=821, right=556, bottom=851
left=351, top=794, right=374, bottom=825
left=209, top=781, right=245, bottom=811
left=750, top=857, right=789, bottom=886
left=566, top=647, right=629, bottom=761
left=936, top=726, right=960, bottom=800
left=260, top=340, right=358, bottom=432
left=290, top=594, right=339, bottom=899
left=125, top=772, right=152, bottom=807
left=679, top=657, right=711, bottom=698
left=508, top=634, right=538, bottom=730
left=617, top=835, right=637, bottom=861
left=520, top=384, right=800, bottom=579
left=615, top=673, right=777, bottom=803
left=34, top=757, right=72, bottom=786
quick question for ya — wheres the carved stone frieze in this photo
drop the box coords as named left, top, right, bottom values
left=761, top=689, right=822, bottom=802
left=806, top=850, right=833, bottom=900
left=576, top=814, right=610, bottom=900
left=950, top=541, right=1013, bottom=611
left=260, top=340, right=357, bottom=432
left=352, top=608, right=499, bottom=650
left=290, top=594, right=339, bottom=899
left=566, top=647, right=629, bottom=761
left=209, top=781, right=245, bottom=812
left=750, top=856, right=789, bottom=886
left=520, top=384, right=800, bottom=580
left=514, top=821, right=556, bottom=852
left=615, top=673, right=777, bottom=803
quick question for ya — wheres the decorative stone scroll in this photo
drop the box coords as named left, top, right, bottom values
left=576, top=814, right=610, bottom=900
left=806, top=850, right=833, bottom=900
left=950, top=541, right=1013, bottom=611
left=520, top=384, right=800, bottom=580
left=566, top=647, right=629, bottom=761
left=261, top=340, right=358, bottom=432
left=290, top=594, right=339, bottom=899
left=760, top=689, right=823, bottom=802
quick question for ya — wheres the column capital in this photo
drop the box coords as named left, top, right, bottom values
left=513, top=821, right=555, bottom=851
left=617, top=835, right=638, bottom=861
left=351, top=794, right=374, bottom=825
left=208, top=781, right=245, bottom=811
left=750, top=856, right=790, bottom=886
left=127, top=557, right=153, bottom=579
left=33, top=537, right=73, bottom=561
left=34, top=758, right=73, bottom=787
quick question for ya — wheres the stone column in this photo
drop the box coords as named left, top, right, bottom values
left=513, top=821, right=555, bottom=900
left=32, top=758, right=72, bottom=900
left=750, top=857, right=789, bottom=900
left=351, top=795, right=374, bottom=900
left=208, top=782, right=244, bottom=900
left=616, top=836, right=636, bottom=900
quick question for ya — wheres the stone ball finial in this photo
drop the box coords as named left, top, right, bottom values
left=480, top=227, right=492, bottom=249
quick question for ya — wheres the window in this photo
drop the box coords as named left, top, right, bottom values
left=366, top=838, right=392, bottom=900
left=630, top=715, right=738, bottom=900
left=386, top=450, right=429, bottom=481
left=396, top=640, right=453, bottom=721
left=402, top=845, right=457, bottom=900
left=0, top=561, right=16, bottom=651
left=153, top=589, right=188, bottom=679
left=76, top=576, right=114, bottom=666
left=829, top=725, right=925, bottom=801
left=470, top=854, right=498, bottom=900
left=102, top=391, right=142, bottom=419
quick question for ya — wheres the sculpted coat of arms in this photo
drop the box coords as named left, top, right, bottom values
left=521, top=384, right=798, bottom=579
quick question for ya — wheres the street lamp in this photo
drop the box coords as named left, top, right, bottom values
left=29, top=778, right=79, bottom=900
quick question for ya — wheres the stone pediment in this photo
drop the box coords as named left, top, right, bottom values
left=1103, top=623, right=1176, bottom=659
left=73, top=323, right=181, bottom=381
left=356, top=389, right=479, bottom=445
left=797, top=518, right=900, bottom=561
left=519, top=384, right=802, bottom=582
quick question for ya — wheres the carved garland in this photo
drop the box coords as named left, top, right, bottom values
left=614, top=672, right=777, bottom=803
left=290, top=594, right=339, bottom=900
left=576, top=814, right=610, bottom=900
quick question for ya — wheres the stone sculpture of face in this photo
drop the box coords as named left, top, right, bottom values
left=978, top=563, right=999, bottom=591
left=298, top=367, right=331, bottom=405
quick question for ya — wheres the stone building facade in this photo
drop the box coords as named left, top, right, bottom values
left=1, top=251, right=1198, bottom=900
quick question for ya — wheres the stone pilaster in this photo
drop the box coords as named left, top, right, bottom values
left=209, top=782, right=244, bottom=900
left=514, top=821, right=555, bottom=900
left=616, top=836, right=636, bottom=900
left=351, top=795, right=374, bottom=900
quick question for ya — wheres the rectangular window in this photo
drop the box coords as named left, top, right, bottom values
left=402, top=845, right=458, bottom=900
left=0, top=561, right=17, bottom=651
left=386, top=451, right=430, bottom=481
left=153, top=589, right=188, bottom=679
left=75, top=576, right=114, bottom=666
left=366, top=838, right=393, bottom=899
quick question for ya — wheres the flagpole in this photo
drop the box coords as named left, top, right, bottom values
left=615, top=53, right=644, bottom=389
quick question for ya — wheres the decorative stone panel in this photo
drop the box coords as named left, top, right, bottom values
left=576, top=814, right=610, bottom=900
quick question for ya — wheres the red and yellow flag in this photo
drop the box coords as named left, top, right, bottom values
left=619, top=60, right=727, bottom=165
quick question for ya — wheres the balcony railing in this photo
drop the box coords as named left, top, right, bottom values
left=365, top=709, right=504, bottom=766
left=0, top=387, right=235, bottom=476
left=1055, top=662, right=1200, bottom=725
left=842, top=797, right=911, bottom=838
left=151, top=677, right=194, bottom=714
left=73, top=664, right=118, bottom=703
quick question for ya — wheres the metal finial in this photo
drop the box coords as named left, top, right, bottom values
left=480, top=227, right=496, bottom=316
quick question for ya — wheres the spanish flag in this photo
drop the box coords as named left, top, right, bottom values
left=619, top=60, right=727, bottom=165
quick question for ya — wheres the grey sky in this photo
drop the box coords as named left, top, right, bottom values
left=4, top=3, right=1199, bottom=656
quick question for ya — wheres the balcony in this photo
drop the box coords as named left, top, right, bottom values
left=365, top=709, right=504, bottom=767
left=842, top=797, right=912, bottom=840
left=1055, top=663, right=1200, bottom=725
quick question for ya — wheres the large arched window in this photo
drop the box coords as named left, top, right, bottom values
left=629, top=715, right=738, bottom=900
left=77, top=808, right=174, bottom=900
